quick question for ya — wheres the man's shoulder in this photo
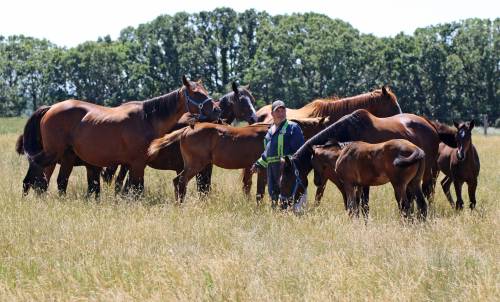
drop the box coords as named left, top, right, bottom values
left=287, top=120, right=302, bottom=131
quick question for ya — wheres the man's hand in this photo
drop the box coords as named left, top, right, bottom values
left=250, top=163, right=260, bottom=174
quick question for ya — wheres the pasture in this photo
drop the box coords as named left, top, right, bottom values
left=0, top=118, right=498, bottom=301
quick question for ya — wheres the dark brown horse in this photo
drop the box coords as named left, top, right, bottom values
left=21, top=75, right=218, bottom=196
left=318, top=140, right=426, bottom=218
left=278, top=109, right=457, bottom=210
left=437, top=120, right=480, bottom=210
left=256, top=86, right=402, bottom=123
left=148, top=122, right=271, bottom=202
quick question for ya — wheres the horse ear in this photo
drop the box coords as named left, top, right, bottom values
left=453, top=120, right=459, bottom=129
left=232, top=82, right=239, bottom=95
left=182, top=75, right=191, bottom=88
left=469, top=119, right=475, bottom=130
left=382, top=86, right=388, bottom=95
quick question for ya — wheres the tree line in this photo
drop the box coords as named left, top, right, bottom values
left=0, top=8, right=498, bottom=123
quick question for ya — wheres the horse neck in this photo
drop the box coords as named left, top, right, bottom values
left=152, top=96, right=187, bottom=137
left=294, top=148, right=313, bottom=177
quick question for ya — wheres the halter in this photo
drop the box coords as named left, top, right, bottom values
left=183, top=88, right=213, bottom=119
left=279, top=158, right=306, bottom=202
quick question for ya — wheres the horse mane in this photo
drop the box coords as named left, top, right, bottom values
left=142, top=89, right=180, bottom=121
left=307, top=88, right=398, bottom=117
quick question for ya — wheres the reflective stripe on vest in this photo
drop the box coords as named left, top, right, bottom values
left=277, top=120, right=289, bottom=157
left=264, top=120, right=289, bottom=165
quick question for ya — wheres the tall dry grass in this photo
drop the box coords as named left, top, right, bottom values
left=0, top=119, right=498, bottom=301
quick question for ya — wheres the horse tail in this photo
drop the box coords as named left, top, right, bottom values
left=422, top=116, right=457, bottom=148
left=148, top=126, right=189, bottom=159
left=23, top=106, right=52, bottom=164
left=15, top=134, right=24, bottom=155
left=394, top=147, right=425, bottom=167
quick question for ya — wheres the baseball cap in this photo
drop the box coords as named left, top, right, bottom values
left=271, top=100, right=286, bottom=112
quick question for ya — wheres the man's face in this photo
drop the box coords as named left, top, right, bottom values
left=271, top=106, right=286, bottom=124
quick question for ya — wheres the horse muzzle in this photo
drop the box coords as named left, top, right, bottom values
left=456, top=149, right=465, bottom=161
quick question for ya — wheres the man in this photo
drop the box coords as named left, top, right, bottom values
left=251, top=100, right=305, bottom=210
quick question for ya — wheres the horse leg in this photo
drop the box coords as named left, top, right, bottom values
left=57, top=152, right=77, bottom=196
left=441, top=176, right=454, bottom=207
left=453, top=180, right=464, bottom=210
left=127, top=165, right=146, bottom=199
left=314, top=179, right=327, bottom=206
left=344, top=183, right=357, bottom=217
left=256, top=168, right=267, bottom=204
left=360, top=186, right=370, bottom=219
left=421, top=162, right=436, bottom=202
left=114, top=165, right=129, bottom=195
left=101, top=165, right=118, bottom=185
left=393, top=182, right=410, bottom=218
left=195, top=164, right=212, bottom=196
left=85, top=165, right=102, bottom=199
left=173, top=166, right=201, bottom=203
left=242, top=167, right=253, bottom=196
left=408, top=176, right=427, bottom=220
left=467, top=179, right=477, bottom=210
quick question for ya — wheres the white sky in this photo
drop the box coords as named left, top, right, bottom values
left=1, top=0, right=498, bottom=48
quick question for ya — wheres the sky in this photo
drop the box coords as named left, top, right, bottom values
left=1, top=0, right=498, bottom=48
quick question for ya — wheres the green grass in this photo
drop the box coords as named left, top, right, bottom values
left=0, top=118, right=498, bottom=301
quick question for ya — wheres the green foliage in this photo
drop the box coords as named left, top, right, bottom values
left=0, top=13, right=498, bottom=121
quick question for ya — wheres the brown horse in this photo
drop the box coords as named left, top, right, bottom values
left=282, top=139, right=428, bottom=218
left=21, top=75, right=218, bottom=195
left=148, top=122, right=271, bottom=202
left=19, top=82, right=256, bottom=197
left=102, top=82, right=258, bottom=194
left=256, top=86, right=402, bottom=123
left=334, top=140, right=427, bottom=218
left=437, top=120, right=480, bottom=210
left=278, top=109, right=457, bottom=210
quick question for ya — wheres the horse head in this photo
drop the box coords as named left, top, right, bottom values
left=453, top=120, right=474, bottom=161
left=279, top=153, right=311, bottom=208
left=219, top=82, right=257, bottom=124
left=371, top=86, right=402, bottom=116
left=182, top=75, right=220, bottom=122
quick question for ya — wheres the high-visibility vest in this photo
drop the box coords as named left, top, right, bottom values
left=257, top=120, right=289, bottom=167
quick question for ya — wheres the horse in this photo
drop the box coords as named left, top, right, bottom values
left=218, top=82, right=257, bottom=124
left=437, top=120, right=480, bottom=210
left=256, top=86, right=402, bottom=123
left=21, top=75, right=218, bottom=196
left=278, top=109, right=457, bottom=211
left=147, top=122, right=271, bottom=202
left=101, top=82, right=258, bottom=195
left=301, top=140, right=427, bottom=219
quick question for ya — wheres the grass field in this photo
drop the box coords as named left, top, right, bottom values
left=0, top=118, right=498, bottom=301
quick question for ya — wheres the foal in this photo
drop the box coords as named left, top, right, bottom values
left=334, top=139, right=427, bottom=219
left=311, top=142, right=369, bottom=213
left=437, top=120, right=480, bottom=210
